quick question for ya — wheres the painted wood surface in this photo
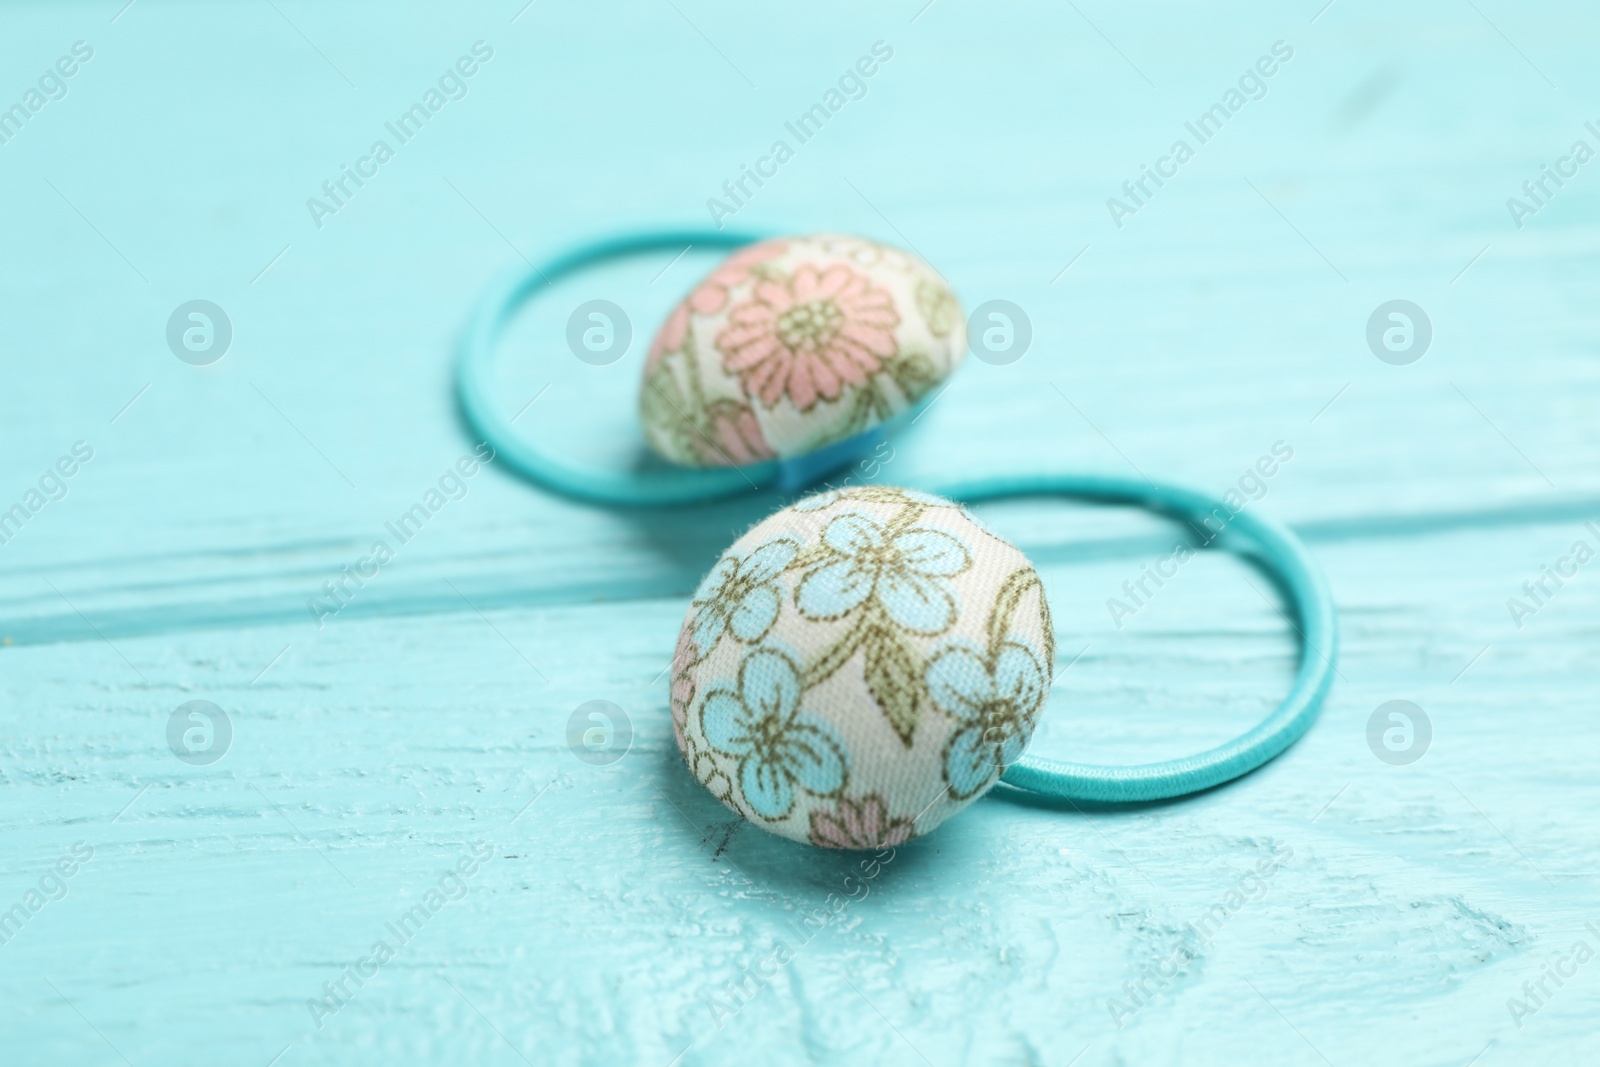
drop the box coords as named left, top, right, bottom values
left=2, top=1, right=1597, bottom=1064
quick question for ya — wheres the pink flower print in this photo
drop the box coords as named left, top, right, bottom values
left=808, top=793, right=915, bottom=850
left=695, top=401, right=775, bottom=467
left=645, top=240, right=788, bottom=375
left=716, top=262, right=900, bottom=411
left=647, top=303, right=692, bottom=376
left=694, top=239, right=789, bottom=314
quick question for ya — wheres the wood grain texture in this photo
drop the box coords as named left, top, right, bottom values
left=2, top=1, right=1597, bottom=1064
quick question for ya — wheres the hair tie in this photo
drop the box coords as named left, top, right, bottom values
left=455, top=230, right=1338, bottom=846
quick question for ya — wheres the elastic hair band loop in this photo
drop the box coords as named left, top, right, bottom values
left=931, top=473, right=1338, bottom=804
left=456, top=234, right=1339, bottom=803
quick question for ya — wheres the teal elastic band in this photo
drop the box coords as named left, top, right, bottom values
left=455, top=231, right=1339, bottom=805
left=937, top=473, right=1338, bottom=805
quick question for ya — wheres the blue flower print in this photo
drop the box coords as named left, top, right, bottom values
left=926, top=640, right=1046, bottom=798
left=796, top=511, right=971, bottom=634
left=699, top=648, right=848, bottom=820
left=690, top=535, right=801, bottom=653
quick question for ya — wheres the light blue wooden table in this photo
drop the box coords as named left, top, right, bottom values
left=3, top=1, right=1597, bottom=1063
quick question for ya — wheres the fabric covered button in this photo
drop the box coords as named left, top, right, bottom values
left=640, top=234, right=966, bottom=468
left=671, top=486, right=1055, bottom=847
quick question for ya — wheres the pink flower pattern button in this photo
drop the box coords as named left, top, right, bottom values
left=640, top=234, right=966, bottom=468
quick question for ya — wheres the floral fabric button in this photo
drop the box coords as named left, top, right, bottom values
left=640, top=235, right=966, bottom=468
left=671, top=486, right=1055, bottom=848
